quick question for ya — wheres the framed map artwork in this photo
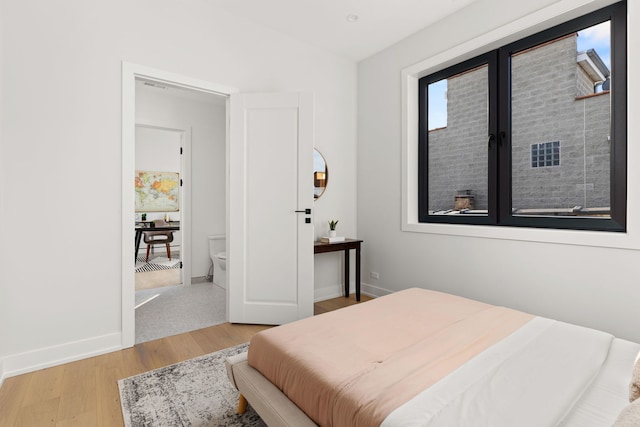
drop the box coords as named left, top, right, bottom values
left=135, top=171, right=180, bottom=212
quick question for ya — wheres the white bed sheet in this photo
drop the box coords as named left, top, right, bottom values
left=382, top=317, right=632, bottom=427
left=560, top=338, right=640, bottom=426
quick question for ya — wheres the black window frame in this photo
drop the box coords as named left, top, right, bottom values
left=418, top=1, right=626, bottom=232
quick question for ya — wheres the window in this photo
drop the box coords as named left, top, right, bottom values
left=418, top=1, right=626, bottom=231
left=531, top=142, right=560, bottom=168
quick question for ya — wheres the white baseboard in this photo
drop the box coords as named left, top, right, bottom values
left=361, top=282, right=393, bottom=298
left=1, top=332, right=123, bottom=382
left=0, top=358, right=5, bottom=388
left=314, top=282, right=394, bottom=302
left=314, top=284, right=345, bottom=301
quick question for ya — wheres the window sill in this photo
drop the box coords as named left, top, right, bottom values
left=401, top=220, right=638, bottom=250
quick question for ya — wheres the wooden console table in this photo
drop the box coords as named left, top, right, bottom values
left=314, top=238, right=363, bottom=301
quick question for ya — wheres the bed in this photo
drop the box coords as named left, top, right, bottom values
left=225, top=288, right=640, bottom=426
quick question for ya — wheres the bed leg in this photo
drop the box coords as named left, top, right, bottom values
left=237, top=394, right=248, bottom=414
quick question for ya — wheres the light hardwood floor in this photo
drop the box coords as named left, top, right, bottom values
left=0, top=294, right=372, bottom=427
left=135, top=269, right=181, bottom=291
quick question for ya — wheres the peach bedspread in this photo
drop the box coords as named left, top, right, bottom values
left=247, top=288, right=533, bottom=427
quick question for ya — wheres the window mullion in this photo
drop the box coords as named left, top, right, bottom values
left=496, top=47, right=511, bottom=226
left=487, top=50, right=500, bottom=225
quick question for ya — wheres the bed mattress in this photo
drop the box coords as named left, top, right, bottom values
left=237, top=288, right=639, bottom=426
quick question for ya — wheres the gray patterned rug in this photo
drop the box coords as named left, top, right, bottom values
left=118, top=343, right=266, bottom=427
left=135, top=254, right=181, bottom=273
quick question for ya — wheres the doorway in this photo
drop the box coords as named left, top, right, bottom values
left=134, top=123, right=184, bottom=291
left=133, top=81, right=227, bottom=343
left=121, top=62, right=239, bottom=347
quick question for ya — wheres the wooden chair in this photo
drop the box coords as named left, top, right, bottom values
left=143, top=220, right=174, bottom=262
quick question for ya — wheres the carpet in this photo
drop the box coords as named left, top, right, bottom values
left=135, top=283, right=227, bottom=344
left=118, top=343, right=266, bottom=427
left=136, top=254, right=181, bottom=273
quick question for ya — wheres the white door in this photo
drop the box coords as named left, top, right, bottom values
left=228, top=92, right=314, bottom=324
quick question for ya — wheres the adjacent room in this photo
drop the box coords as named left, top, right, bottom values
left=0, top=0, right=639, bottom=425
left=133, top=79, right=228, bottom=344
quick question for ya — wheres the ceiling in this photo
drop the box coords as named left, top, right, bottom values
left=208, top=0, right=479, bottom=61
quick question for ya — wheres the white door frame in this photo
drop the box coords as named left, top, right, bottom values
left=121, top=62, right=238, bottom=348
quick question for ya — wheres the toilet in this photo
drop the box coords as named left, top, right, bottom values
left=208, top=234, right=227, bottom=288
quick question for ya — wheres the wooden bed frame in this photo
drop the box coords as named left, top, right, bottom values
left=225, top=351, right=316, bottom=426
left=225, top=288, right=640, bottom=426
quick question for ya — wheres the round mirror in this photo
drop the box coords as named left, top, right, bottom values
left=313, top=149, right=328, bottom=200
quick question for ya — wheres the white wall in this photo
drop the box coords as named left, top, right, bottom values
left=135, top=126, right=181, bottom=178
left=136, top=88, right=226, bottom=277
left=0, top=0, right=357, bottom=379
left=357, top=0, right=640, bottom=342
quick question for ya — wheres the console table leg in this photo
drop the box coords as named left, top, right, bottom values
left=355, top=243, right=361, bottom=301
left=344, top=248, right=350, bottom=298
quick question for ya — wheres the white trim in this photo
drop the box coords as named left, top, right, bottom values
left=313, top=283, right=385, bottom=302
left=360, top=283, right=393, bottom=299
left=225, top=97, right=231, bottom=320
left=0, top=358, right=5, bottom=388
left=121, top=62, right=239, bottom=348
left=313, top=284, right=347, bottom=302
left=122, top=63, right=136, bottom=349
left=400, top=0, right=639, bottom=250
left=181, top=127, right=193, bottom=286
left=1, top=333, right=121, bottom=380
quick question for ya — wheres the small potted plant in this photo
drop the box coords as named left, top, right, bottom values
left=328, top=220, right=338, bottom=237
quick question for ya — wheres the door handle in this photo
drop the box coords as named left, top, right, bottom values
left=295, top=209, right=312, bottom=214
